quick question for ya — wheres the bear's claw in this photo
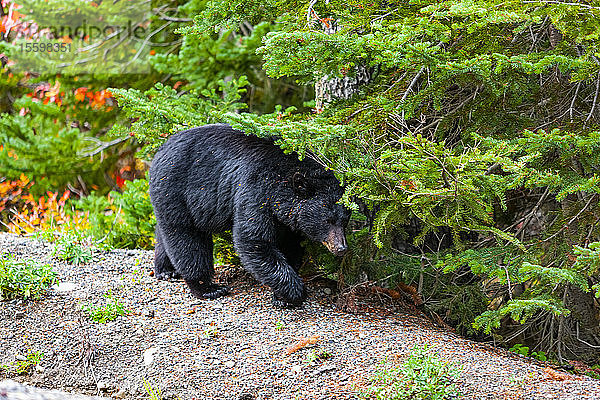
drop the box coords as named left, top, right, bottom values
left=155, top=270, right=181, bottom=280
left=185, top=280, right=229, bottom=300
left=272, top=294, right=304, bottom=309
left=202, top=285, right=230, bottom=299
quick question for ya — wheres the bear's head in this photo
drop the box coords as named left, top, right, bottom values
left=285, top=171, right=350, bottom=256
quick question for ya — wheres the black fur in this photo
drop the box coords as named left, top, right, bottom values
left=149, top=124, right=350, bottom=306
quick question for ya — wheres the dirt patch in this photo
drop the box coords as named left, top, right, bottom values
left=1, top=233, right=600, bottom=400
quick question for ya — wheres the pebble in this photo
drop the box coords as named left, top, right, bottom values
left=35, top=365, right=45, bottom=374
left=323, top=288, right=332, bottom=295
left=52, top=282, right=78, bottom=292
left=142, top=309, right=154, bottom=318
left=225, top=360, right=235, bottom=368
left=312, top=364, right=337, bottom=376
left=291, top=365, right=302, bottom=374
left=114, top=388, right=127, bottom=398
left=15, top=355, right=26, bottom=361
left=96, top=381, right=109, bottom=391
left=143, top=347, right=159, bottom=366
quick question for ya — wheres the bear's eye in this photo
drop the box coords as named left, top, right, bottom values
left=292, top=172, right=313, bottom=197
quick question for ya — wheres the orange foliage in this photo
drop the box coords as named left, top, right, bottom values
left=0, top=2, right=24, bottom=36
left=396, top=282, right=424, bottom=306
left=0, top=175, right=88, bottom=234
left=0, top=174, right=31, bottom=214
left=74, top=87, right=87, bottom=102
left=73, top=87, right=113, bottom=109
left=26, top=81, right=63, bottom=107
left=285, top=335, right=320, bottom=355
left=543, top=367, right=571, bottom=381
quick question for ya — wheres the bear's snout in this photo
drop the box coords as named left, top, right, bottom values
left=322, top=226, right=348, bottom=256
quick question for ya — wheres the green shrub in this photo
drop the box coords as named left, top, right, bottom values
left=82, top=291, right=128, bottom=323
left=213, top=231, right=240, bottom=266
left=0, top=254, right=58, bottom=301
left=509, top=344, right=547, bottom=362
left=14, top=351, right=43, bottom=375
left=0, top=350, right=43, bottom=375
left=74, top=178, right=156, bottom=250
left=361, top=346, right=461, bottom=400
left=51, top=230, right=95, bottom=265
left=0, top=97, right=119, bottom=197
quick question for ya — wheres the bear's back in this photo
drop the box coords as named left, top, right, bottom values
left=149, top=124, right=320, bottom=231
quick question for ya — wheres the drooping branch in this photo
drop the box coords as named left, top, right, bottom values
left=79, top=137, right=129, bottom=159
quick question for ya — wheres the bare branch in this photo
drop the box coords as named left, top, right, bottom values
left=79, top=137, right=129, bottom=158
left=586, top=71, right=600, bottom=122
left=401, top=67, right=426, bottom=103
left=543, top=194, right=598, bottom=243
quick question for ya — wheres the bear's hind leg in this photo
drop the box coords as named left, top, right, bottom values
left=161, top=226, right=229, bottom=299
left=154, top=226, right=180, bottom=280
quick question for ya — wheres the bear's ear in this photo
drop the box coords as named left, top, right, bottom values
left=292, top=172, right=310, bottom=197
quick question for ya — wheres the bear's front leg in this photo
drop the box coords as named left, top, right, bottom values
left=233, top=229, right=306, bottom=307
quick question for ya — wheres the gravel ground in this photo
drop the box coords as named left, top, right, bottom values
left=1, top=232, right=600, bottom=400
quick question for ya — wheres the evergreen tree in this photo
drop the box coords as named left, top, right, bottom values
left=113, top=0, right=600, bottom=361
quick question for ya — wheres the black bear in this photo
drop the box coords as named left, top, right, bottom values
left=149, top=124, right=350, bottom=306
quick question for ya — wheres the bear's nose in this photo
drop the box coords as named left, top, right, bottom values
left=333, top=233, right=348, bottom=255
left=324, top=227, right=348, bottom=256
left=335, top=243, right=348, bottom=255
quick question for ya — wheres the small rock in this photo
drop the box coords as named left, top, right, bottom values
left=291, top=365, right=302, bottom=374
left=15, top=355, right=26, bottom=361
left=142, top=309, right=154, bottom=318
left=143, top=347, right=159, bottom=366
left=96, top=381, right=109, bottom=391
left=114, top=388, right=127, bottom=398
left=52, top=282, right=78, bottom=292
left=35, top=365, right=45, bottom=374
left=224, top=361, right=235, bottom=368
left=323, top=287, right=332, bottom=295
left=136, top=329, right=144, bottom=336
left=312, top=364, right=337, bottom=376
left=239, top=393, right=254, bottom=400
left=14, top=311, right=25, bottom=319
